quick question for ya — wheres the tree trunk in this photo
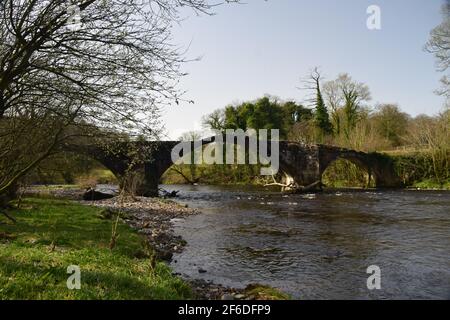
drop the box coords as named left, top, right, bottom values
left=0, top=185, right=17, bottom=223
left=0, top=184, right=17, bottom=207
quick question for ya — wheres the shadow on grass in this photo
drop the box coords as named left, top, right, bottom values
left=0, top=198, right=192, bottom=299
left=0, top=255, right=191, bottom=300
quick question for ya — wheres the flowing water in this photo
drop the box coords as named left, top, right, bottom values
left=163, top=185, right=450, bottom=299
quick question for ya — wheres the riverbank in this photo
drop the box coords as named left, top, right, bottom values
left=2, top=187, right=289, bottom=300
left=80, top=195, right=289, bottom=300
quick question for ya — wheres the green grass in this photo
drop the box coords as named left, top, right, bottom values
left=75, top=168, right=118, bottom=186
left=0, top=198, right=192, bottom=300
left=412, top=179, right=450, bottom=190
left=244, top=284, right=291, bottom=300
left=88, top=169, right=118, bottom=184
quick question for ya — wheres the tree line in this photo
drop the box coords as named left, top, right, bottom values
left=197, top=69, right=449, bottom=187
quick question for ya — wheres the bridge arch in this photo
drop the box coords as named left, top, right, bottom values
left=318, top=145, right=401, bottom=188
left=320, top=154, right=375, bottom=188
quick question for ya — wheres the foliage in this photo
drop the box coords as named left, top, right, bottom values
left=392, top=151, right=449, bottom=187
left=162, top=163, right=270, bottom=186
left=412, top=179, right=450, bottom=190
left=170, top=77, right=449, bottom=189
left=244, top=284, right=291, bottom=300
left=211, top=96, right=312, bottom=139
left=372, top=104, right=410, bottom=147
left=406, top=110, right=450, bottom=184
left=310, top=69, right=333, bottom=137
left=76, top=169, right=118, bottom=188
left=23, top=152, right=109, bottom=185
left=189, top=97, right=313, bottom=186
left=322, top=159, right=374, bottom=188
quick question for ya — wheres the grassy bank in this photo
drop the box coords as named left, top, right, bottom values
left=390, top=151, right=449, bottom=190
left=410, top=179, right=450, bottom=190
left=0, top=198, right=192, bottom=299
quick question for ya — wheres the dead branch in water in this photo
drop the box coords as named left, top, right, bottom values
left=264, top=174, right=296, bottom=189
left=299, top=180, right=323, bottom=192
left=265, top=175, right=323, bottom=193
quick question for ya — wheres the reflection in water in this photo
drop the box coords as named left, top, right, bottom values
left=165, top=185, right=450, bottom=299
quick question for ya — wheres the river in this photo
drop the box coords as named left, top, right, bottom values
left=162, top=185, right=450, bottom=299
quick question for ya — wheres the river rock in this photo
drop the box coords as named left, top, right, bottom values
left=157, top=249, right=173, bottom=261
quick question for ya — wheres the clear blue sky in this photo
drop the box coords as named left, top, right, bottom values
left=161, top=0, right=445, bottom=139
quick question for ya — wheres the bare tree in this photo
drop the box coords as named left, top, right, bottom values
left=425, top=1, right=450, bottom=102
left=321, top=73, right=371, bottom=142
left=0, top=0, right=237, bottom=203
left=425, top=1, right=450, bottom=72
left=322, top=79, right=343, bottom=135
left=298, top=67, right=333, bottom=140
left=202, top=108, right=225, bottom=131
left=0, top=0, right=240, bottom=130
left=335, top=74, right=371, bottom=139
left=407, top=110, right=450, bottom=184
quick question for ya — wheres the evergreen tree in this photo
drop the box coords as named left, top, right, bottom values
left=314, top=77, right=333, bottom=136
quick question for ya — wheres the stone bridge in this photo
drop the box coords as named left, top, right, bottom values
left=63, top=140, right=402, bottom=196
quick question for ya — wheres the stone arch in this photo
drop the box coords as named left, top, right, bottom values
left=318, top=146, right=402, bottom=188
left=61, top=142, right=176, bottom=196
left=60, top=145, right=129, bottom=183
left=320, top=153, right=375, bottom=188
left=99, top=139, right=219, bottom=196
